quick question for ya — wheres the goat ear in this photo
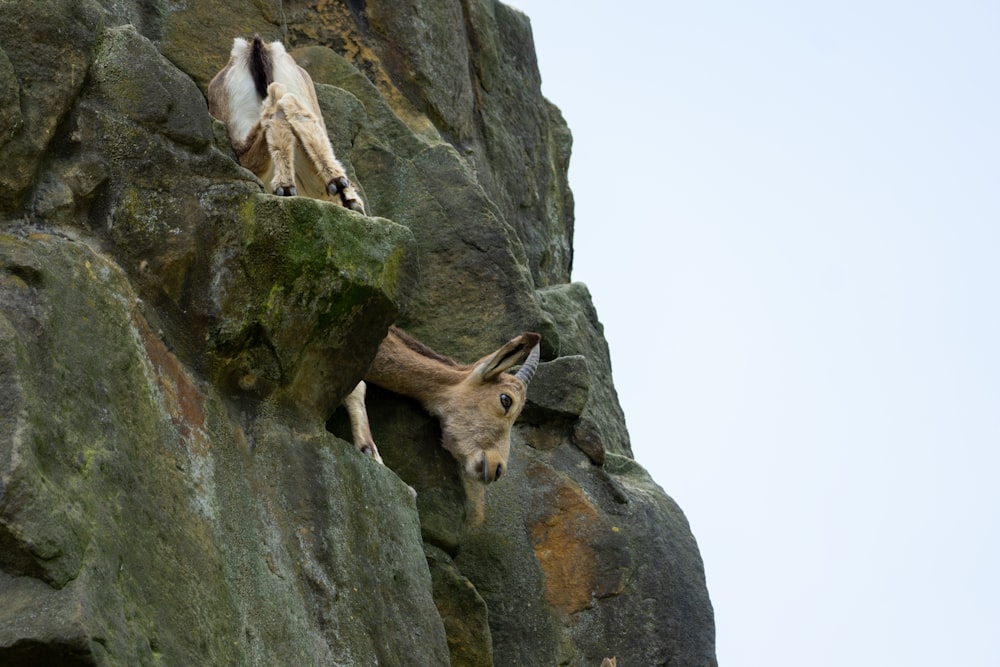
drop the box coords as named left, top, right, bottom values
left=475, top=332, right=542, bottom=381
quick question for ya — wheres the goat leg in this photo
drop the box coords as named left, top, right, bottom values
left=344, top=382, right=383, bottom=464
left=277, top=92, right=366, bottom=214
left=262, top=83, right=297, bottom=195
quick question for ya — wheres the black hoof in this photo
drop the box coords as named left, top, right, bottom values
left=274, top=185, right=297, bottom=197
left=327, top=176, right=350, bottom=196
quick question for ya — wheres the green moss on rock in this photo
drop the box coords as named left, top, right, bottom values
left=208, top=194, right=415, bottom=418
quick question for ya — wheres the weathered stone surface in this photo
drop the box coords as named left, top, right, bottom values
left=0, top=235, right=241, bottom=663
left=454, top=446, right=562, bottom=666
left=0, top=232, right=445, bottom=666
left=320, top=0, right=575, bottom=287
left=204, top=195, right=414, bottom=419
left=291, top=44, right=442, bottom=157
left=159, top=0, right=276, bottom=88
left=0, top=47, right=20, bottom=151
left=457, top=443, right=716, bottom=667
left=427, top=544, right=494, bottom=667
left=0, top=1, right=716, bottom=665
left=465, top=3, right=575, bottom=288
left=524, top=461, right=628, bottom=617
left=365, top=0, right=475, bottom=143
left=538, top=282, right=634, bottom=462
left=91, top=25, right=214, bottom=151
left=0, top=572, right=94, bottom=665
left=0, top=0, right=103, bottom=212
left=523, top=354, right=591, bottom=421
left=579, top=453, right=718, bottom=667
left=302, top=51, right=555, bottom=356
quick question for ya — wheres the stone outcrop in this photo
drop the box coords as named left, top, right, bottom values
left=0, top=1, right=716, bottom=665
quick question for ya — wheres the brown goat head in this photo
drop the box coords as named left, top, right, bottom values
left=431, top=332, right=541, bottom=483
left=356, top=327, right=541, bottom=486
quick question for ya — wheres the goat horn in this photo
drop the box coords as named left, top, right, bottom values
left=514, top=343, right=540, bottom=385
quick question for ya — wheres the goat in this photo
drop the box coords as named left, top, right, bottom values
left=345, top=327, right=540, bottom=516
left=207, top=36, right=365, bottom=213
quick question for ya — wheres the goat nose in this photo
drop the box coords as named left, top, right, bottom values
left=475, top=455, right=504, bottom=484
left=477, top=454, right=488, bottom=483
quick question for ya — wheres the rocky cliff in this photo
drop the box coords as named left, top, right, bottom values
left=0, top=1, right=716, bottom=665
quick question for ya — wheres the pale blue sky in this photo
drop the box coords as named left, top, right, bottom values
left=512, top=2, right=1000, bottom=665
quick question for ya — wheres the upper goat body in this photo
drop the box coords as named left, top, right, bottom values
left=348, top=327, right=540, bottom=488
left=207, top=36, right=364, bottom=212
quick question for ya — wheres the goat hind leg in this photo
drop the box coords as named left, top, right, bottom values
left=278, top=93, right=365, bottom=213
left=264, top=119, right=297, bottom=196
left=262, top=84, right=297, bottom=196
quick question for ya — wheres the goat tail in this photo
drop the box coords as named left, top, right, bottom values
left=249, top=34, right=273, bottom=99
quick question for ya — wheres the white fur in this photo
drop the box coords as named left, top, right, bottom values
left=268, top=43, right=313, bottom=101
left=222, top=68, right=261, bottom=145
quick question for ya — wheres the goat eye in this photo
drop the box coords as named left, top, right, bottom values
left=500, top=393, right=513, bottom=412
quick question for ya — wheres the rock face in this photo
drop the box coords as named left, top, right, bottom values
left=0, top=1, right=716, bottom=665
